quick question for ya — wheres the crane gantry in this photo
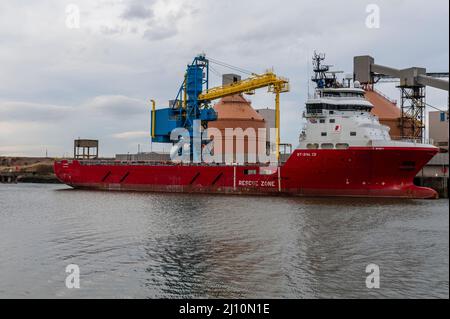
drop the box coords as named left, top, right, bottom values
left=151, top=55, right=290, bottom=162
left=199, top=71, right=289, bottom=161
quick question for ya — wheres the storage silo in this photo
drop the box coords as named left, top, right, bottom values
left=207, top=74, right=267, bottom=163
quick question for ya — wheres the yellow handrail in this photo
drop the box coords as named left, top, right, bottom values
left=151, top=99, right=156, bottom=138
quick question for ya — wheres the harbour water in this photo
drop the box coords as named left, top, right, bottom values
left=0, top=183, right=448, bottom=298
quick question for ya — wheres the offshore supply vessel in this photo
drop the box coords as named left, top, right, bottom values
left=54, top=54, right=439, bottom=198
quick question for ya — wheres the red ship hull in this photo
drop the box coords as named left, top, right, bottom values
left=54, top=147, right=439, bottom=199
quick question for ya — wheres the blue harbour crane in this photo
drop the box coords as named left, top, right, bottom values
left=151, top=54, right=289, bottom=162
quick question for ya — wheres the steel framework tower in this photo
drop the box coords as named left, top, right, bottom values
left=400, top=86, right=426, bottom=140
left=354, top=55, right=449, bottom=142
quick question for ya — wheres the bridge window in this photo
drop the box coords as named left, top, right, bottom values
left=339, top=92, right=365, bottom=98
left=323, top=92, right=340, bottom=97
left=321, top=132, right=327, bottom=136
left=306, top=103, right=372, bottom=113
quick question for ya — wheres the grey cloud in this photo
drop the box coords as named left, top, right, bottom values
left=121, top=3, right=154, bottom=20
left=0, top=101, right=72, bottom=122
left=143, top=26, right=178, bottom=41
left=112, top=130, right=148, bottom=139
left=0, top=95, right=151, bottom=157
left=99, top=25, right=126, bottom=36
left=82, top=95, right=148, bottom=117
left=0, top=0, right=447, bottom=156
left=0, top=95, right=147, bottom=123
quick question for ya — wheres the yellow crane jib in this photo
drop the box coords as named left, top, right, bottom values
left=198, top=72, right=289, bottom=101
left=198, top=72, right=290, bottom=162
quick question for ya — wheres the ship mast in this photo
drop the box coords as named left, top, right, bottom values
left=311, top=52, right=341, bottom=89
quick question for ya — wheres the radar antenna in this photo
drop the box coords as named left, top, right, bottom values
left=311, top=52, right=341, bottom=88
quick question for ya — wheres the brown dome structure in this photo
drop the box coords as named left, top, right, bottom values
left=207, top=94, right=266, bottom=163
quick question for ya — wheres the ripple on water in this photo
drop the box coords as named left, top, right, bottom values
left=0, top=184, right=448, bottom=298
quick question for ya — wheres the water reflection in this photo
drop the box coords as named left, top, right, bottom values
left=0, top=184, right=448, bottom=298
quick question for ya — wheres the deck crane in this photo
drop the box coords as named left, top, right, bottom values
left=151, top=54, right=290, bottom=162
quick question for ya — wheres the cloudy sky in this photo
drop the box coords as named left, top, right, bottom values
left=0, top=0, right=448, bottom=157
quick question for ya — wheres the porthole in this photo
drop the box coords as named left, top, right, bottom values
left=307, top=143, right=319, bottom=149
left=336, top=143, right=349, bottom=149
left=321, top=143, right=334, bottom=149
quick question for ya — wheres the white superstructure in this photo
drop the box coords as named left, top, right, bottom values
left=298, top=87, right=434, bottom=150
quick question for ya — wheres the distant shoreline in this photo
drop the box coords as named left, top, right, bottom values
left=0, top=156, right=60, bottom=184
